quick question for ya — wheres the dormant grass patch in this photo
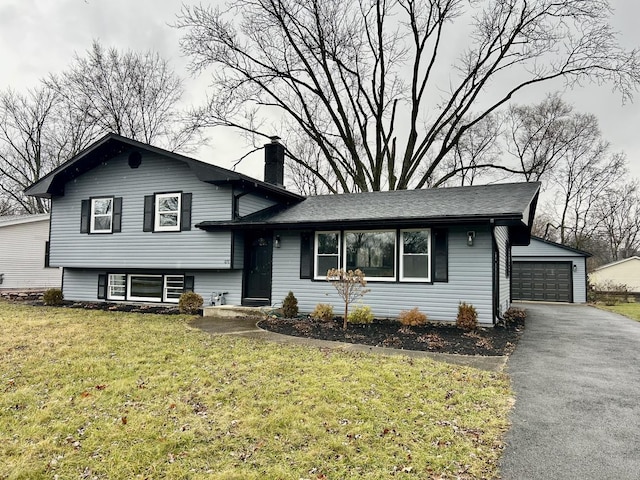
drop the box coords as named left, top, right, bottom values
left=0, top=301, right=512, bottom=479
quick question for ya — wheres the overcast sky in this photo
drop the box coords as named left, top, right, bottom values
left=1, top=0, right=639, bottom=180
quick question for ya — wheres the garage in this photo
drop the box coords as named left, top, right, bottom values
left=512, top=261, right=573, bottom=302
left=512, top=237, right=591, bottom=303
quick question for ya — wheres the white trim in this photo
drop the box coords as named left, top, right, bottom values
left=90, top=197, right=113, bottom=233
left=399, top=228, right=431, bottom=282
left=314, top=231, right=340, bottom=279
left=344, top=229, right=396, bottom=281
left=154, top=193, right=181, bottom=232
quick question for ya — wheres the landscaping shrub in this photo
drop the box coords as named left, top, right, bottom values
left=311, top=303, right=334, bottom=321
left=502, top=306, right=527, bottom=327
left=347, top=305, right=374, bottom=324
left=179, top=292, right=203, bottom=314
left=43, top=288, right=64, bottom=306
left=282, top=291, right=299, bottom=318
left=398, top=307, right=428, bottom=326
left=456, top=302, right=478, bottom=331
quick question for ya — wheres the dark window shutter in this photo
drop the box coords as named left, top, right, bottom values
left=181, top=193, right=192, bottom=231
left=112, top=197, right=123, bottom=233
left=44, top=241, right=51, bottom=268
left=300, top=231, right=313, bottom=279
left=433, top=228, right=448, bottom=282
left=80, top=199, right=90, bottom=233
left=97, top=274, right=107, bottom=299
left=184, top=276, right=195, bottom=292
left=143, top=195, right=154, bottom=232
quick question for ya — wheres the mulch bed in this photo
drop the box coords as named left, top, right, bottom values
left=9, top=296, right=523, bottom=356
left=258, top=317, right=524, bottom=356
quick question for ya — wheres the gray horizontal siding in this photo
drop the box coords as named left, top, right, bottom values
left=513, top=238, right=585, bottom=258
left=238, top=192, right=278, bottom=217
left=50, top=153, right=234, bottom=270
left=513, top=238, right=588, bottom=303
left=0, top=219, right=61, bottom=289
left=271, top=226, right=495, bottom=325
left=62, top=268, right=243, bottom=305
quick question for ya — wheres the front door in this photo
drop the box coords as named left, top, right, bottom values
left=243, top=231, right=273, bottom=306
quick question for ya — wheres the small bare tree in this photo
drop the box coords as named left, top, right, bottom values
left=327, top=268, right=370, bottom=330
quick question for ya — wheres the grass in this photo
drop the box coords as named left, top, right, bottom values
left=598, top=302, right=640, bottom=322
left=0, top=301, right=512, bottom=479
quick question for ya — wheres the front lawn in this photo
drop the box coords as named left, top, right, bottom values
left=598, top=302, right=640, bottom=322
left=0, top=301, right=512, bottom=479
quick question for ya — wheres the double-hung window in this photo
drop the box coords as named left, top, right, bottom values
left=164, top=275, right=185, bottom=302
left=107, top=274, right=126, bottom=300
left=345, top=230, right=396, bottom=280
left=81, top=197, right=121, bottom=234
left=144, top=192, right=191, bottom=233
left=155, top=193, right=181, bottom=232
left=314, top=231, right=340, bottom=278
left=90, top=197, right=113, bottom=233
left=400, top=229, right=431, bottom=281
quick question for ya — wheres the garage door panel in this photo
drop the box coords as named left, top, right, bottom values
left=513, top=261, right=573, bottom=302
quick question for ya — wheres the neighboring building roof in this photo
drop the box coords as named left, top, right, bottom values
left=0, top=213, right=50, bottom=228
left=593, top=256, right=640, bottom=272
left=197, top=182, right=541, bottom=244
left=24, top=133, right=303, bottom=202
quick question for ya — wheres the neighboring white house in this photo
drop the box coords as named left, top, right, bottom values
left=589, top=257, right=640, bottom=293
left=0, top=214, right=62, bottom=290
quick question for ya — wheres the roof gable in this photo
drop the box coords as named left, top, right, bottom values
left=519, top=236, right=593, bottom=257
left=24, top=133, right=303, bottom=202
left=593, top=256, right=640, bottom=272
left=0, top=213, right=50, bottom=228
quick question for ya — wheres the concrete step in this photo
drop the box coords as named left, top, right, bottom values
left=203, top=305, right=271, bottom=318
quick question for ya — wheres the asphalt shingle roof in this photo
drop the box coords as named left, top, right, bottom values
left=198, top=182, right=540, bottom=229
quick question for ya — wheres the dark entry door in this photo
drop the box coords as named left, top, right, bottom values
left=243, top=231, right=273, bottom=306
left=512, top=261, right=573, bottom=302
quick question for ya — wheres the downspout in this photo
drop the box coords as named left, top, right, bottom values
left=490, top=219, right=499, bottom=325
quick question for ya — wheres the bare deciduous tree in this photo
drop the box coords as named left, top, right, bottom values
left=0, top=87, right=60, bottom=213
left=47, top=40, right=201, bottom=152
left=592, top=182, right=640, bottom=261
left=176, top=0, right=640, bottom=192
left=0, top=41, right=203, bottom=213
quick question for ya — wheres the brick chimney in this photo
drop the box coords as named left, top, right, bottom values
left=264, top=136, right=285, bottom=186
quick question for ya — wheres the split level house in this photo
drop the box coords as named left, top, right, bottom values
left=26, top=134, right=540, bottom=326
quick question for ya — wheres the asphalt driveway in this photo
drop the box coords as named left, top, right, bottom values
left=500, top=303, right=640, bottom=479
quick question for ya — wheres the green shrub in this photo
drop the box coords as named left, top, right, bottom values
left=311, top=303, right=334, bottom=321
left=398, top=307, right=428, bottom=326
left=456, top=302, right=478, bottom=331
left=347, top=305, right=374, bottom=324
left=43, top=288, right=64, bottom=306
left=502, top=306, right=526, bottom=327
left=179, top=292, right=203, bottom=314
left=282, top=291, right=299, bottom=318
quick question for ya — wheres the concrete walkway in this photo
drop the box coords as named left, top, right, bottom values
left=190, top=315, right=508, bottom=372
left=500, top=303, right=640, bottom=480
